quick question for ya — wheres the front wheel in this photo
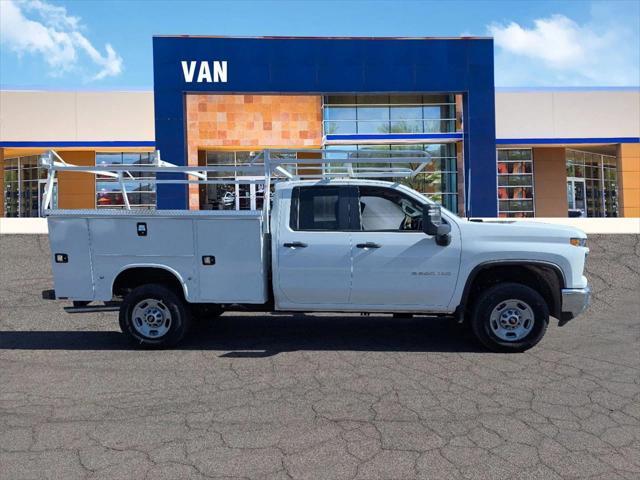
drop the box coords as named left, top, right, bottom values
left=119, top=284, right=191, bottom=348
left=470, top=283, right=549, bottom=353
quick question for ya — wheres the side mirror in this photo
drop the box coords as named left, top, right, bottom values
left=423, top=205, right=451, bottom=246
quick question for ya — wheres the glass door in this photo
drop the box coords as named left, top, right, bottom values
left=567, top=178, right=586, bottom=217
left=235, top=177, right=265, bottom=210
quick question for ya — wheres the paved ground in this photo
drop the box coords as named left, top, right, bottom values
left=0, top=234, right=639, bottom=480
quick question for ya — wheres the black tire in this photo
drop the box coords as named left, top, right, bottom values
left=119, top=284, right=191, bottom=348
left=470, top=282, right=549, bottom=353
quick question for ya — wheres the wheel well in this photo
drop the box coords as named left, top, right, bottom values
left=462, top=263, right=563, bottom=319
left=112, top=267, right=185, bottom=299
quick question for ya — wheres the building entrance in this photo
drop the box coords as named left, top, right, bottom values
left=566, top=149, right=618, bottom=217
left=567, top=178, right=587, bottom=217
left=235, top=177, right=265, bottom=210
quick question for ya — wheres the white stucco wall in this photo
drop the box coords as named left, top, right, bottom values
left=0, top=90, right=155, bottom=142
left=1, top=88, right=638, bottom=143
left=495, top=89, right=640, bottom=140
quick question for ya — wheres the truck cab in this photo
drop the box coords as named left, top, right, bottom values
left=272, top=180, right=462, bottom=313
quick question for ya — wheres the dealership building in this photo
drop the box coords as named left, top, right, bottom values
left=1, top=36, right=639, bottom=219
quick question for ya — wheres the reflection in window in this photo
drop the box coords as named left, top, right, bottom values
left=95, top=152, right=156, bottom=209
left=3, top=155, right=49, bottom=217
left=290, top=186, right=341, bottom=231
left=323, top=95, right=457, bottom=136
left=566, top=149, right=618, bottom=217
left=200, top=150, right=294, bottom=211
left=497, top=149, right=535, bottom=218
left=325, top=143, right=458, bottom=213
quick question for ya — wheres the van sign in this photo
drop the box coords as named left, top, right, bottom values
left=181, top=61, right=227, bottom=83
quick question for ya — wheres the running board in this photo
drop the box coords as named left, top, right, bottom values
left=63, top=305, right=120, bottom=314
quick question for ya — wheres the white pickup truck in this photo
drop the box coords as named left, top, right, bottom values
left=43, top=169, right=591, bottom=352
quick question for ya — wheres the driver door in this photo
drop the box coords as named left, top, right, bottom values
left=349, top=186, right=461, bottom=310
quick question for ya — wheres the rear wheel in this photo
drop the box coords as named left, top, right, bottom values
left=470, top=282, right=549, bottom=353
left=119, top=284, right=191, bottom=348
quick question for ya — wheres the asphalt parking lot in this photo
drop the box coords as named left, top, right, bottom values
left=1, top=234, right=639, bottom=480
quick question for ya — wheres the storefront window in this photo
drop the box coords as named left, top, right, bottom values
left=201, top=150, right=280, bottom=211
left=325, top=143, right=458, bottom=213
left=3, top=155, right=52, bottom=217
left=200, top=146, right=456, bottom=213
left=566, top=149, right=618, bottom=217
left=95, top=152, right=156, bottom=208
left=497, top=149, right=535, bottom=218
left=323, top=95, right=457, bottom=135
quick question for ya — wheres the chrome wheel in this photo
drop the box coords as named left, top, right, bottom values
left=489, top=299, right=535, bottom=342
left=131, top=298, right=172, bottom=338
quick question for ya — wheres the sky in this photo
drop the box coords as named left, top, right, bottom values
left=1, top=0, right=639, bottom=90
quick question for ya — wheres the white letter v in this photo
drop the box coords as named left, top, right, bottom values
left=181, top=61, right=196, bottom=83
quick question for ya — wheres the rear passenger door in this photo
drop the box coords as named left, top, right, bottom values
left=275, top=185, right=355, bottom=307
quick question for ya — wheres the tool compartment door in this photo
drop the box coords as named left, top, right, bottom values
left=195, top=215, right=267, bottom=303
left=47, top=217, right=94, bottom=300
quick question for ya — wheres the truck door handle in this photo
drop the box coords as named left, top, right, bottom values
left=356, top=242, right=381, bottom=249
left=283, top=241, right=308, bottom=248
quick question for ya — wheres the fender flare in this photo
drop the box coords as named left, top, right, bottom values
left=455, top=260, right=565, bottom=318
left=111, top=263, right=191, bottom=300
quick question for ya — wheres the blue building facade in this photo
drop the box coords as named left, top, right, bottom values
left=152, top=36, right=497, bottom=216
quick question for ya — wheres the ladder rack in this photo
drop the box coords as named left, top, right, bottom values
left=40, top=148, right=433, bottom=226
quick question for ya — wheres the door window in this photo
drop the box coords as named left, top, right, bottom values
left=357, top=186, right=424, bottom=231
left=289, top=186, right=351, bottom=231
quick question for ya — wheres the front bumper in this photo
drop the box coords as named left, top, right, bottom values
left=561, top=285, right=591, bottom=319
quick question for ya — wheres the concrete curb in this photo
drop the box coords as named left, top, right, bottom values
left=477, top=217, right=640, bottom=234
left=1, top=217, right=639, bottom=235
left=0, top=218, right=48, bottom=234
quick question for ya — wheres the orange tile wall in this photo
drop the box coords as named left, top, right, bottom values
left=618, top=143, right=640, bottom=217
left=185, top=94, right=323, bottom=209
left=57, top=151, right=96, bottom=210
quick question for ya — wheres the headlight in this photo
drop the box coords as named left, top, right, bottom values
left=570, top=237, right=587, bottom=247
